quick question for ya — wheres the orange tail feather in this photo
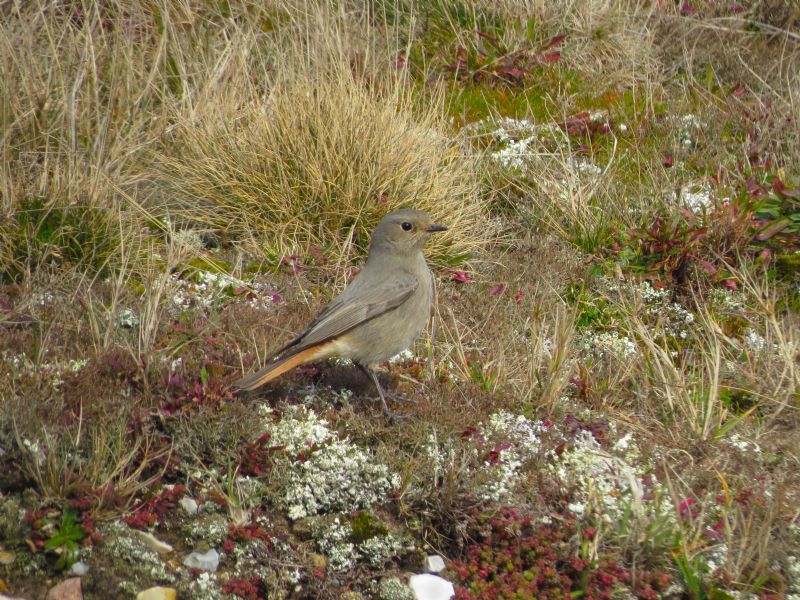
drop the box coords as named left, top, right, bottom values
left=235, top=342, right=333, bottom=391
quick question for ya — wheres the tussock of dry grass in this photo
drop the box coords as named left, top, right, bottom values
left=15, top=417, right=169, bottom=514
left=518, top=0, right=659, bottom=85
left=151, top=11, right=488, bottom=269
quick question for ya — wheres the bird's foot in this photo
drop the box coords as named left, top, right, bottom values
left=357, top=363, right=416, bottom=421
left=368, top=395, right=414, bottom=422
left=386, top=390, right=418, bottom=404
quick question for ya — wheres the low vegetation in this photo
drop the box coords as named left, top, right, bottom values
left=1, top=1, right=798, bottom=599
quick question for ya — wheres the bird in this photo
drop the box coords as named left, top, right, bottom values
left=234, top=208, right=448, bottom=416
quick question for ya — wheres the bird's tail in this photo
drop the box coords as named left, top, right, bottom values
left=234, top=342, right=333, bottom=391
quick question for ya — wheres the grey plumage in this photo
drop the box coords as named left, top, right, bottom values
left=235, top=209, right=446, bottom=416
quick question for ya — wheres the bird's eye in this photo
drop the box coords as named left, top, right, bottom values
left=401, top=222, right=413, bottom=231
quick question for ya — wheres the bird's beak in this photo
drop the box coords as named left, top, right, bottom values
left=426, top=224, right=448, bottom=233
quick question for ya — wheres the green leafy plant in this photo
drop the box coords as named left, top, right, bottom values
left=611, top=488, right=681, bottom=561
left=44, top=507, right=86, bottom=571
left=607, top=198, right=754, bottom=288
left=674, top=551, right=708, bottom=600
left=466, top=355, right=501, bottom=393
left=753, top=177, right=800, bottom=238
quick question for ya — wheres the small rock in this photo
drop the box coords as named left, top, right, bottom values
left=0, top=551, right=14, bottom=566
left=45, top=577, right=82, bottom=600
left=424, top=554, right=446, bottom=573
left=179, top=497, right=198, bottom=515
left=339, top=593, right=365, bottom=600
left=409, top=574, right=454, bottom=600
left=133, top=531, right=173, bottom=555
left=182, top=548, right=219, bottom=572
left=69, top=561, right=89, bottom=576
left=0, top=594, right=29, bottom=600
left=136, top=587, right=177, bottom=600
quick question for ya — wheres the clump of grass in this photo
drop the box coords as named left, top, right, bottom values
left=0, top=197, right=123, bottom=283
left=151, top=10, right=488, bottom=269
left=12, top=410, right=168, bottom=516
left=505, top=0, right=657, bottom=87
left=0, top=2, right=163, bottom=283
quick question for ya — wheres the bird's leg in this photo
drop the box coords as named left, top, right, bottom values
left=356, top=363, right=393, bottom=417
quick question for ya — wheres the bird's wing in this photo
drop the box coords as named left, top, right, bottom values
left=280, top=274, right=419, bottom=356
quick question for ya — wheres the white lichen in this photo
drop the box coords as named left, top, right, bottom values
left=188, top=571, right=219, bottom=600
left=725, top=433, right=761, bottom=455
left=311, top=516, right=404, bottom=572
left=116, top=308, right=139, bottom=328
left=743, top=329, right=767, bottom=352
left=102, top=520, right=174, bottom=585
left=261, top=408, right=400, bottom=519
left=168, top=269, right=279, bottom=313
left=425, top=410, right=556, bottom=504
left=677, top=113, right=705, bottom=148
left=549, top=428, right=676, bottom=533
left=684, top=186, right=712, bottom=213
left=578, top=330, right=638, bottom=361
left=388, top=349, right=415, bottom=364
left=22, top=438, right=45, bottom=466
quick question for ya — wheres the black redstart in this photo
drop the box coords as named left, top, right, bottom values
left=235, top=209, right=447, bottom=415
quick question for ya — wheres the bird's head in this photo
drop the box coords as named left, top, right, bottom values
left=369, top=209, right=448, bottom=257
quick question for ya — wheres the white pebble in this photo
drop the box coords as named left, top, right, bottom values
left=409, top=574, right=454, bottom=600
left=134, top=530, right=173, bottom=555
left=69, top=560, right=89, bottom=576
left=424, top=555, right=446, bottom=573
left=183, top=548, right=219, bottom=572
left=179, top=496, right=199, bottom=515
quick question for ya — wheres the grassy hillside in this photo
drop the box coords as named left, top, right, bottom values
left=1, top=1, right=799, bottom=598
